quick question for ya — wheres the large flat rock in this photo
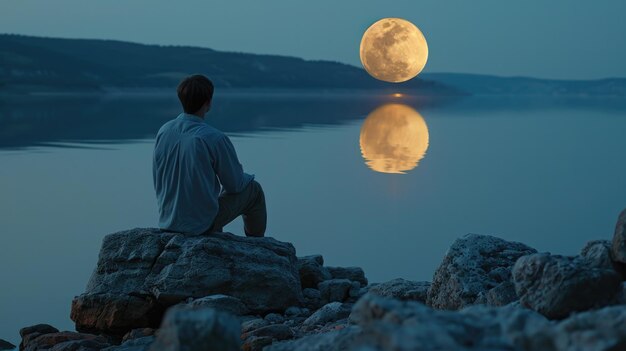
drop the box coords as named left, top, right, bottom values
left=71, top=228, right=303, bottom=334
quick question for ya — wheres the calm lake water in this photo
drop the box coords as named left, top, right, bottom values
left=1, top=92, right=626, bottom=344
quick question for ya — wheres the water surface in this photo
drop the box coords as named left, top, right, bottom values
left=1, top=93, right=626, bottom=345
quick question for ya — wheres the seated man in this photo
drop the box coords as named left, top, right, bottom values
left=153, top=74, right=266, bottom=237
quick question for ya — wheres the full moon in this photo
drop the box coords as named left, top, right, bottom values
left=359, top=18, right=429, bottom=83
left=359, top=103, right=429, bottom=174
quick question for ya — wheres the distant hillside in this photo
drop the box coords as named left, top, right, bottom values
left=421, top=73, right=626, bottom=97
left=0, top=34, right=457, bottom=95
left=1, top=34, right=625, bottom=97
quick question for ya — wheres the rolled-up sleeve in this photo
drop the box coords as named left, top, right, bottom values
left=211, top=134, right=254, bottom=194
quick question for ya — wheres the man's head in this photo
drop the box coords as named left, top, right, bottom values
left=177, top=74, right=214, bottom=117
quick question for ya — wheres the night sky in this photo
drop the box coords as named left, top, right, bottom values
left=1, top=0, right=626, bottom=79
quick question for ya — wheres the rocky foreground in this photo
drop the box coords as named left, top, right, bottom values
left=14, top=209, right=626, bottom=351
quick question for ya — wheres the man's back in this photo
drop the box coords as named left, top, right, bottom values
left=153, top=112, right=253, bottom=235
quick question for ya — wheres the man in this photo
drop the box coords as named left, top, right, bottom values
left=153, top=74, right=266, bottom=237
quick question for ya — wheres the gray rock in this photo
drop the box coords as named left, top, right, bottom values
left=71, top=293, right=163, bottom=334
left=474, top=280, right=519, bottom=307
left=326, top=267, right=368, bottom=287
left=368, top=278, right=431, bottom=303
left=302, top=302, right=351, bottom=327
left=318, top=279, right=353, bottom=303
left=121, top=328, right=155, bottom=343
left=547, top=305, right=626, bottom=351
left=297, top=255, right=332, bottom=289
left=279, top=300, right=626, bottom=351
left=241, top=336, right=273, bottom=351
left=581, top=240, right=616, bottom=269
left=287, top=292, right=626, bottom=351
left=187, top=294, right=249, bottom=316
left=19, top=324, right=60, bottom=350
left=348, top=281, right=362, bottom=300
left=19, top=330, right=111, bottom=351
left=241, top=324, right=294, bottom=341
left=285, top=306, right=310, bottom=318
left=264, top=313, right=285, bottom=324
left=302, top=288, right=322, bottom=310
left=348, top=293, right=552, bottom=351
left=0, top=339, right=15, bottom=350
left=303, top=288, right=321, bottom=299
left=265, top=326, right=362, bottom=351
left=19, top=323, right=59, bottom=338
left=611, top=208, right=626, bottom=264
left=459, top=304, right=554, bottom=351
left=512, top=252, right=623, bottom=319
left=71, top=228, right=302, bottom=334
left=103, top=336, right=155, bottom=351
left=619, top=282, right=626, bottom=304
left=350, top=293, right=562, bottom=351
left=241, top=318, right=269, bottom=333
left=427, top=233, right=537, bottom=310
left=148, top=304, right=241, bottom=351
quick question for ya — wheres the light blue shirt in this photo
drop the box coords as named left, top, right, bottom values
left=153, top=113, right=254, bottom=235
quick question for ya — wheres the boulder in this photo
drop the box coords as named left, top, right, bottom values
left=284, top=306, right=310, bottom=318
left=103, top=336, right=155, bottom=351
left=71, top=228, right=303, bottom=334
left=186, top=294, right=249, bottom=316
left=121, top=328, right=155, bottom=343
left=318, top=279, right=357, bottom=304
left=302, top=302, right=351, bottom=327
left=148, top=305, right=241, bottom=351
left=241, top=324, right=296, bottom=351
left=70, top=293, right=163, bottom=334
left=512, top=252, right=623, bottom=319
left=326, top=267, right=368, bottom=287
left=302, top=288, right=322, bottom=310
left=297, top=255, right=331, bottom=289
left=581, top=240, right=615, bottom=270
left=241, top=324, right=294, bottom=342
left=611, top=208, right=626, bottom=265
left=19, top=326, right=111, bottom=351
left=264, top=313, right=285, bottom=324
left=368, top=278, right=430, bottom=303
left=19, top=324, right=60, bottom=350
left=546, top=305, right=626, bottom=351
left=265, top=326, right=362, bottom=351
left=241, top=318, right=269, bottom=334
left=242, top=336, right=273, bottom=351
left=426, top=233, right=537, bottom=310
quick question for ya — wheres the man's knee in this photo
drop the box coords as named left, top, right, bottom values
left=249, top=179, right=262, bottom=190
left=249, top=180, right=265, bottom=197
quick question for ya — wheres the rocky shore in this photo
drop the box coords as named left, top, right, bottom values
left=15, top=209, right=626, bottom=351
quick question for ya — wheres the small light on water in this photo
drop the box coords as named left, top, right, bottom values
left=392, top=93, right=403, bottom=98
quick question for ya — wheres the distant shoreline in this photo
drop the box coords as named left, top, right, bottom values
left=3, top=87, right=626, bottom=100
left=3, top=34, right=626, bottom=99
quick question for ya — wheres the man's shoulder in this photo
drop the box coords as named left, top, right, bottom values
left=195, top=123, right=225, bottom=139
left=156, top=116, right=182, bottom=136
left=157, top=115, right=224, bottom=139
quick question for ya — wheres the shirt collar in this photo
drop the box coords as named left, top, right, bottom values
left=179, top=112, right=205, bottom=122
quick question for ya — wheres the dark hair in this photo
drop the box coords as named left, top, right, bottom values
left=177, top=74, right=214, bottom=114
